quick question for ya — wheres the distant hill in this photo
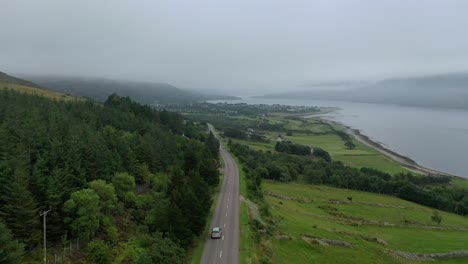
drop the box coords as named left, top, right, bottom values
left=26, top=76, right=240, bottom=105
left=258, top=73, right=468, bottom=109
left=0, top=71, right=41, bottom=88
left=0, top=71, right=78, bottom=101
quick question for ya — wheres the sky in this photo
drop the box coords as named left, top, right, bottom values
left=1, top=0, right=468, bottom=95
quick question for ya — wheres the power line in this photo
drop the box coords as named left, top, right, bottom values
left=40, top=207, right=52, bottom=264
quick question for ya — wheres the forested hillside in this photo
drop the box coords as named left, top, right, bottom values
left=0, top=90, right=220, bottom=263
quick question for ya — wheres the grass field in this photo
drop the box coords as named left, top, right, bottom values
left=245, top=116, right=409, bottom=175
left=261, top=181, right=468, bottom=263
left=450, top=177, right=468, bottom=189
left=299, top=135, right=406, bottom=174
left=268, top=114, right=332, bottom=133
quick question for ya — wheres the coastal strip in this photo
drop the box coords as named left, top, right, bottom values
left=302, top=112, right=459, bottom=177
left=343, top=124, right=457, bottom=177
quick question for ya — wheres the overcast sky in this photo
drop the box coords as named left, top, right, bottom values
left=1, top=0, right=468, bottom=95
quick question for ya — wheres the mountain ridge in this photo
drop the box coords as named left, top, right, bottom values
left=0, top=71, right=42, bottom=88
left=25, top=75, right=240, bottom=105
left=257, top=72, right=468, bottom=109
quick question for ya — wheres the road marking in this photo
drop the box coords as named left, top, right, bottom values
left=220, top=251, right=223, bottom=258
left=224, top=223, right=226, bottom=227
left=226, top=213, right=228, bottom=217
left=227, top=205, right=229, bottom=208
left=222, top=235, right=224, bottom=240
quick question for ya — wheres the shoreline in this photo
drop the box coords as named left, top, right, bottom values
left=305, top=115, right=459, bottom=177
left=343, top=125, right=456, bottom=177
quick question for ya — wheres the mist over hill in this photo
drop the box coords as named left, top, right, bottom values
left=25, top=76, right=239, bottom=105
left=258, top=73, right=468, bottom=109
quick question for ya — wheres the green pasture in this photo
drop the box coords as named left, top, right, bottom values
left=262, top=181, right=468, bottom=264
left=450, top=177, right=468, bottom=189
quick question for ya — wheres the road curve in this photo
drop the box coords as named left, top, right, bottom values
left=201, top=125, right=240, bottom=264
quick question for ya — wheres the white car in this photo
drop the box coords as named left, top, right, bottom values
left=210, top=227, right=221, bottom=239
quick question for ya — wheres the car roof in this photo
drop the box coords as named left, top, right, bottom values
left=212, top=227, right=220, bottom=232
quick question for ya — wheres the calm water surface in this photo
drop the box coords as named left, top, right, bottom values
left=211, top=98, right=468, bottom=178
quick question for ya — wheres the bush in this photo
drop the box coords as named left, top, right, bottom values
left=431, top=210, right=442, bottom=225
left=87, top=239, right=112, bottom=264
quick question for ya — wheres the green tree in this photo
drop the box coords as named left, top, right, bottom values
left=86, top=239, right=112, bottom=264
left=431, top=210, right=442, bottom=225
left=0, top=221, right=24, bottom=264
left=112, top=172, right=136, bottom=202
left=0, top=173, right=40, bottom=246
left=184, top=172, right=211, bottom=235
left=344, top=140, right=356, bottom=149
left=135, top=163, right=153, bottom=185
left=89, top=180, right=118, bottom=215
left=206, top=132, right=219, bottom=160
left=64, top=189, right=100, bottom=241
left=135, top=234, right=185, bottom=264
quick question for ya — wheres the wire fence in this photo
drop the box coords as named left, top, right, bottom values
left=44, top=238, right=82, bottom=264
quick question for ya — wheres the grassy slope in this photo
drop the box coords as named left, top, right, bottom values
left=264, top=181, right=468, bottom=264
left=1, top=82, right=79, bottom=101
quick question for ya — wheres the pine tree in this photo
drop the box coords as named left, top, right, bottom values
left=206, top=132, right=220, bottom=160
left=0, top=220, right=24, bottom=264
left=0, top=173, right=40, bottom=246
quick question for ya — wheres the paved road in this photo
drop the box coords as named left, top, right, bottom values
left=201, top=125, right=240, bottom=264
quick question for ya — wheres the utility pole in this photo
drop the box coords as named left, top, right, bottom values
left=40, top=208, right=52, bottom=264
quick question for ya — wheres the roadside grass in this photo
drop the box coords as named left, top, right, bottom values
left=231, top=149, right=255, bottom=264
left=188, top=168, right=225, bottom=263
left=236, top=157, right=248, bottom=198
left=240, top=203, right=254, bottom=264
left=263, top=181, right=468, bottom=264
